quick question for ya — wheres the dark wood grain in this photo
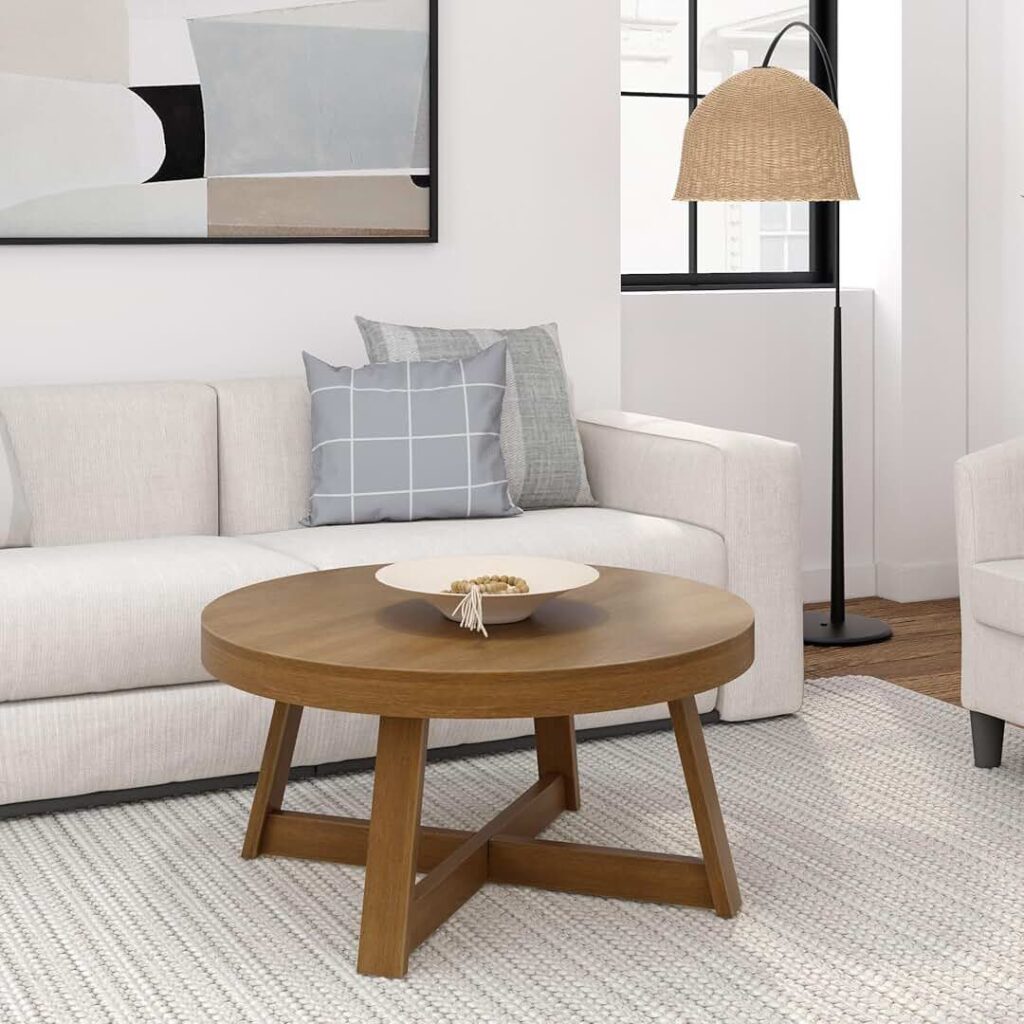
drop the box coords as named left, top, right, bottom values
left=534, top=716, right=581, bottom=811
left=409, top=774, right=565, bottom=950
left=202, top=565, right=755, bottom=718
left=217, top=566, right=755, bottom=978
left=241, top=702, right=302, bottom=859
left=357, top=717, right=429, bottom=978
left=258, top=803, right=717, bottom=907
left=669, top=696, right=741, bottom=918
left=255, top=759, right=738, bottom=980
left=805, top=598, right=961, bottom=704
left=488, top=837, right=712, bottom=907
left=260, top=810, right=466, bottom=868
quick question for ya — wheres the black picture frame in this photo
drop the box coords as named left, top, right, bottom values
left=3, top=0, right=438, bottom=246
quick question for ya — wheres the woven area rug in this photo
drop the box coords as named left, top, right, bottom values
left=1, top=676, right=1022, bottom=1024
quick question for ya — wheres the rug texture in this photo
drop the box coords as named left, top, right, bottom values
left=0, top=677, right=1021, bottom=1024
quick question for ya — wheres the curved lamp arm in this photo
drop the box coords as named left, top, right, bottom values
left=761, top=20, right=837, bottom=106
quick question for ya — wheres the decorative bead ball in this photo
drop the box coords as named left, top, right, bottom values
left=448, top=574, right=530, bottom=596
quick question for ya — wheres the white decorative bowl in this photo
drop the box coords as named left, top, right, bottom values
left=375, top=556, right=600, bottom=625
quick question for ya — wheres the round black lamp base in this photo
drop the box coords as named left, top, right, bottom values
left=803, top=610, right=893, bottom=648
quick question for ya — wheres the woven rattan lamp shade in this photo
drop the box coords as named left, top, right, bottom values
left=674, top=67, right=857, bottom=202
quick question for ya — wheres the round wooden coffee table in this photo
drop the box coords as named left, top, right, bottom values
left=201, top=564, right=754, bottom=978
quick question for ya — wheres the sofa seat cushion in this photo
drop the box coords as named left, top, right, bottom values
left=0, top=537, right=312, bottom=703
left=971, top=559, right=1024, bottom=637
left=242, top=507, right=726, bottom=585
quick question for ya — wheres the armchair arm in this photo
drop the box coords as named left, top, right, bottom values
left=577, top=410, right=803, bottom=721
left=955, top=438, right=1024, bottom=570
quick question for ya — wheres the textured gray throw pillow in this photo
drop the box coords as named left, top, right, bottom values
left=0, top=413, right=30, bottom=549
left=302, top=344, right=520, bottom=526
left=357, top=318, right=595, bottom=510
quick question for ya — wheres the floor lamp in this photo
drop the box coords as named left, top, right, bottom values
left=674, top=22, right=891, bottom=647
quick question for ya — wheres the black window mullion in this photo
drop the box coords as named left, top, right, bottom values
left=621, top=0, right=838, bottom=290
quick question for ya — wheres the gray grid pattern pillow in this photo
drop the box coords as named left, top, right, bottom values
left=357, top=318, right=595, bottom=510
left=0, top=414, right=30, bottom=549
left=302, top=344, right=519, bottom=526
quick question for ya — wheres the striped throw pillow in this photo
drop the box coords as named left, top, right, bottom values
left=357, top=318, right=596, bottom=511
left=0, top=414, right=30, bottom=548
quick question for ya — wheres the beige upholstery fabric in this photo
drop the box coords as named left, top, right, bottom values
left=0, top=681, right=715, bottom=806
left=956, top=442, right=1024, bottom=727
left=955, top=438, right=1024, bottom=564
left=242, top=506, right=727, bottom=583
left=0, top=383, right=218, bottom=546
left=0, top=377, right=805, bottom=806
left=970, top=560, right=1024, bottom=638
left=578, top=411, right=803, bottom=722
left=958, top=620, right=1024, bottom=729
left=213, top=378, right=311, bottom=536
left=0, top=413, right=30, bottom=548
left=0, top=536, right=311, bottom=703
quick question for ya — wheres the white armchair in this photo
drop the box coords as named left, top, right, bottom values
left=578, top=411, right=803, bottom=721
left=955, top=438, right=1024, bottom=767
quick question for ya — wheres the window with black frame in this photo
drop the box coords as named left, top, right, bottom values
left=621, top=0, right=836, bottom=290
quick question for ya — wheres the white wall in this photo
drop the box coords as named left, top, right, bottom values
left=622, top=10, right=882, bottom=604
left=0, top=0, right=622, bottom=416
left=968, top=0, right=1024, bottom=452
left=624, top=1, right=972, bottom=604
left=839, top=0, right=969, bottom=602
left=622, top=288, right=876, bottom=602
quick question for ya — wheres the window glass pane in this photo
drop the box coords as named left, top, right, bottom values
left=761, top=201, right=788, bottom=231
left=787, top=232, right=809, bottom=269
left=697, top=2, right=810, bottom=95
left=697, top=201, right=810, bottom=272
left=620, top=2, right=824, bottom=280
left=760, top=235, right=786, bottom=271
left=620, top=0, right=689, bottom=94
left=621, top=96, right=690, bottom=274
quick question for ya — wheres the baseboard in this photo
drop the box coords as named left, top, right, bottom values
left=802, top=562, right=877, bottom=604
left=0, top=711, right=720, bottom=821
left=802, top=561, right=959, bottom=604
left=876, top=561, right=959, bottom=602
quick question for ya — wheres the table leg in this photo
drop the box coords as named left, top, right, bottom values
left=357, top=717, right=429, bottom=978
left=668, top=697, right=741, bottom=918
left=534, top=716, right=580, bottom=811
left=242, top=701, right=303, bottom=859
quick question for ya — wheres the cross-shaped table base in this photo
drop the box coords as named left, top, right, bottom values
left=242, top=698, right=740, bottom=978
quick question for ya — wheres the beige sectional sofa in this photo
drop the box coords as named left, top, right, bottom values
left=0, top=379, right=803, bottom=809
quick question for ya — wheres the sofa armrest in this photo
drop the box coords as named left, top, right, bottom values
left=955, top=438, right=1024, bottom=571
left=577, top=410, right=803, bottom=721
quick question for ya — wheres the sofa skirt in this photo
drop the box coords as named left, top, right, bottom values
left=0, top=681, right=718, bottom=808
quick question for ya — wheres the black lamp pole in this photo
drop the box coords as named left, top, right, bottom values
left=763, top=23, right=892, bottom=647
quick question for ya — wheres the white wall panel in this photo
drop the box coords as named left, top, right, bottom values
left=0, top=0, right=622, bottom=420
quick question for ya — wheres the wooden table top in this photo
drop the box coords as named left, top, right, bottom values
left=201, top=564, right=754, bottom=719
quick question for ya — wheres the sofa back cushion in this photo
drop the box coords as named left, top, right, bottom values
left=213, top=377, right=312, bottom=536
left=0, top=413, right=31, bottom=548
left=0, top=383, right=218, bottom=546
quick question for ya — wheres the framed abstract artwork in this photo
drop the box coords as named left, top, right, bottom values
left=0, top=0, right=437, bottom=243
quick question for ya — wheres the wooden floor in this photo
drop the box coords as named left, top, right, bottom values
left=804, top=598, right=962, bottom=705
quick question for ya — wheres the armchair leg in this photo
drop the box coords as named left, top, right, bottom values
left=970, top=711, right=1005, bottom=769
